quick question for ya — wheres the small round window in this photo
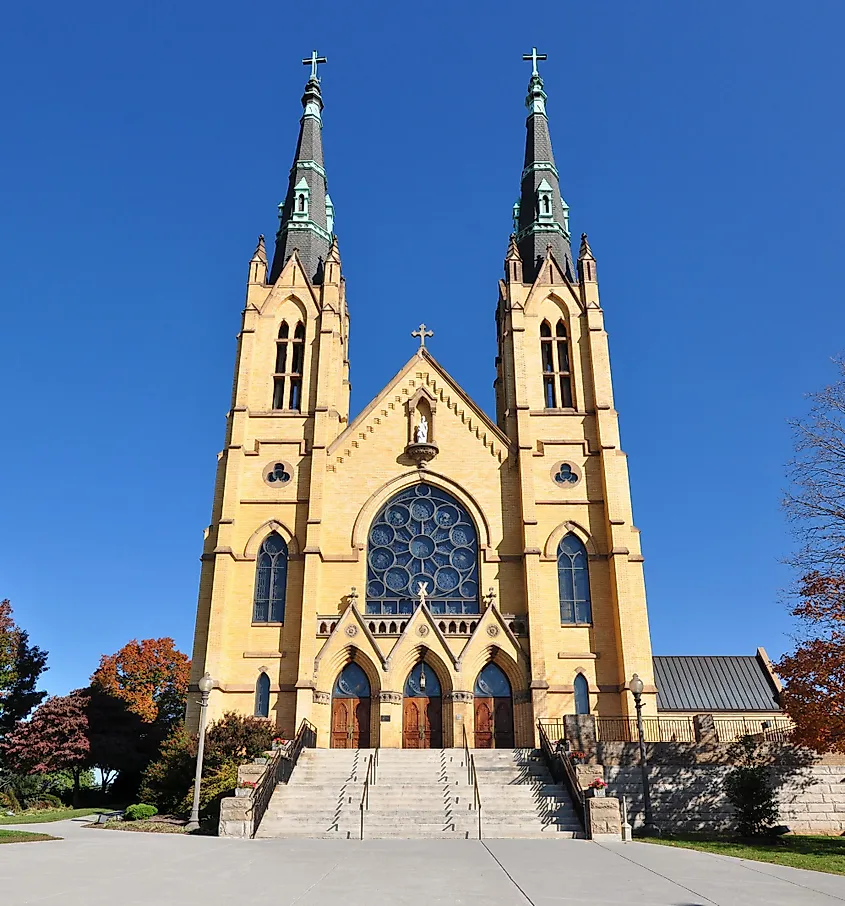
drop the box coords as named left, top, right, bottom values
left=263, top=461, right=293, bottom=487
left=551, top=461, right=581, bottom=488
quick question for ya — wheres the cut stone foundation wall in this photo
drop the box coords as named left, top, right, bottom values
left=605, top=764, right=845, bottom=834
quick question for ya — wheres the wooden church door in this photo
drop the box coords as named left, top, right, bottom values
left=403, top=662, right=443, bottom=748
left=331, top=663, right=371, bottom=749
left=473, top=663, right=514, bottom=748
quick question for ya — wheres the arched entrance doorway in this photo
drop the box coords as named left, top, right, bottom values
left=331, top=663, right=371, bottom=748
left=403, top=662, right=442, bottom=748
left=473, top=663, right=514, bottom=748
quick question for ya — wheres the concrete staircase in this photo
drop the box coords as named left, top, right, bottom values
left=256, top=747, right=583, bottom=839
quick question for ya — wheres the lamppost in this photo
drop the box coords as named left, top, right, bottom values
left=628, top=673, right=659, bottom=837
left=185, top=672, right=214, bottom=833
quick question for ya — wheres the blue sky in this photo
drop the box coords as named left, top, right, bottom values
left=1, top=2, right=843, bottom=696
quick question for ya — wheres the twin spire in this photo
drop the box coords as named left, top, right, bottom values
left=269, top=48, right=578, bottom=287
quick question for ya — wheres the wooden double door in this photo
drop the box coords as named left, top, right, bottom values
left=402, top=697, right=443, bottom=748
left=474, top=697, right=515, bottom=748
left=331, top=697, right=371, bottom=749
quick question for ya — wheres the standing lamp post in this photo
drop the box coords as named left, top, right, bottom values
left=628, top=673, right=659, bottom=837
left=185, top=672, right=214, bottom=832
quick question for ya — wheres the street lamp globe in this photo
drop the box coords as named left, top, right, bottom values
left=628, top=674, right=644, bottom=697
left=198, top=672, right=214, bottom=694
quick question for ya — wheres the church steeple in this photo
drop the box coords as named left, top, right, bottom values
left=269, top=50, right=333, bottom=285
left=515, top=48, right=573, bottom=283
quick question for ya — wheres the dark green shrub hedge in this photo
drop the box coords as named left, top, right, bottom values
left=124, top=803, right=158, bottom=821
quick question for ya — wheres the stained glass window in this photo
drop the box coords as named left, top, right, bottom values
left=540, top=318, right=573, bottom=409
left=474, top=663, right=511, bottom=698
left=558, top=533, right=592, bottom=624
left=332, top=663, right=371, bottom=699
left=254, top=672, right=271, bottom=718
left=253, top=532, right=288, bottom=623
left=366, top=483, right=480, bottom=616
left=404, top=662, right=441, bottom=698
left=574, top=673, right=590, bottom=714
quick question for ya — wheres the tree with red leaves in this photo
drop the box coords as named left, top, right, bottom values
left=91, top=638, right=190, bottom=727
left=2, top=693, right=89, bottom=804
left=779, top=361, right=845, bottom=752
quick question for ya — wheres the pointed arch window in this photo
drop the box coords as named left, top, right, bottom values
left=255, top=672, right=271, bottom=718
left=272, top=321, right=305, bottom=411
left=540, top=319, right=573, bottom=409
left=574, top=673, right=590, bottom=714
left=557, top=533, right=591, bottom=624
left=253, top=533, right=288, bottom=623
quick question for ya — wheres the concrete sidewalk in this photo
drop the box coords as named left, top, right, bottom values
left=2, top=820, right=845, bottom=905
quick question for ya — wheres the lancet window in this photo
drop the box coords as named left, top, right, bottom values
left=574, top=673, right=590, bottom=714
left=540, top=319, right=573, bottom=409
left=273, top=321, right=305, bottom=411
left=557, top=533, right=592, bottom=624
left=255, top=672, right=271, bottom=718
left=253, top=532, right=288, bottom=623
left=366, top=483, right=480, bottom=616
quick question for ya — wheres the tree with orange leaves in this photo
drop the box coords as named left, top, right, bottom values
left=779, top=361, right=845, bottom=752
left=91, top=638, right=190, bottom=728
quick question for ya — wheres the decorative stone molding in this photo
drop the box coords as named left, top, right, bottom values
left=378, top=691, right=402, bottom=704
left=344, top=625, right=358, bottom=638
left=445, top=691, right=473, bottom=703
left=405, top=441, right=439, bottom=469
left=313, top=691, right=331, bottom=705
left=486, top=625, right=500, bottom=638
left=417, top=625, right=430, bottom=637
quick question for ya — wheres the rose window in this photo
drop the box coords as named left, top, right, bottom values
left=366, top=483, right=480, bottom=616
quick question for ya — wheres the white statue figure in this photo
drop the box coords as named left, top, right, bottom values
left=415, top=415, right=429, bottom=444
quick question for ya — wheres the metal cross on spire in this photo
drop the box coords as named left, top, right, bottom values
left=302, top=49, right=327, bottom=80
left=412, top=324, right=434, bottom=348
left=522, top=46, right=547, bottom=76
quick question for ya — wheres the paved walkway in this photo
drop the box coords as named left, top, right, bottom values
left=2, top=818, right=845, bottom=905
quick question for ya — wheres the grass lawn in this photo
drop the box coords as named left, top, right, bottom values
left=0, top=829, right=59, bottom=844
left=644, top=834, right=845, bottom=876
left=0, top=807, right=108, bottom=825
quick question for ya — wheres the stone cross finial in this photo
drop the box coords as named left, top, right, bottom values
left=486, top=587, right=497, bottom=609
left=417, top=581, right=429, bottom=608
left=522, top=47, right=547, bottom=76
left=412, top=324, right=434, bottom=348
left=349, top=587, right=358, bottom=607
left=302, top=49, right=327, bottom=80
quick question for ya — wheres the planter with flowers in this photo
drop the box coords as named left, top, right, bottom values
left=586, top=778, right=608, bottom=798
left=272, top=734, right=291, bottom=751
left=235, top=780, right=257, bottom=798
left=568, top=750, right=587, bottom=765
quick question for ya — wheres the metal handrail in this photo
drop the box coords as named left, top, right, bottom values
left=469, top=753, right=482, bottom=839
left=462, top=724, right=482, bottom=838
left=252, top=718, right=317, bottom=836
left=537, top=719, right=585, bottom=830
left=359, top=752, right=375, bottom=840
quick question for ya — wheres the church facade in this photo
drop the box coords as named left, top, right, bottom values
left=187, top=54, right=659, bottom=748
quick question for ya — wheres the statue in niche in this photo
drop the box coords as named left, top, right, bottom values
left=414, top=415, right=429, bottom=444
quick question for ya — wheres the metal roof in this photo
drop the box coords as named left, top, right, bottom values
left=653, top=655, right=780, bottom=712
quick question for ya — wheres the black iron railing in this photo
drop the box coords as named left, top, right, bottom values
left=462, top=724, right=482, bottom=839
left=359, top=749, right=378, bottom=840
left=537, top=720, right=585, bottom=831
left=713, top=718, right=794, bottom=743
left=252, top=718, right=316, bottom=837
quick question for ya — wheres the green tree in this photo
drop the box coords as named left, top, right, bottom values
left=723, top=736, right=780, bottom=838
left=0, top=600, right=48, bottom=738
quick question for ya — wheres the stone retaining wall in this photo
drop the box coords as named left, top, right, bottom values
left=605, top=763, right=845, bottom=834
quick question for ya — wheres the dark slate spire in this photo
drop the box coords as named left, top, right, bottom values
left=514, top=49, right=573, bottom=283
left=269, top=51, right=334, bottom=285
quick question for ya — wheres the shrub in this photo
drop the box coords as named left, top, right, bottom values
left=179, top=762, right=238, bottom=822
left=30, top=794, right=63, bottom=810
left=138, top=726, right=196, bottom=814
left=723, top=735, right=780, bottom=838
left=205, top=713, right=273, bottom=769
left=124, top=803, right=158, bottom=821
